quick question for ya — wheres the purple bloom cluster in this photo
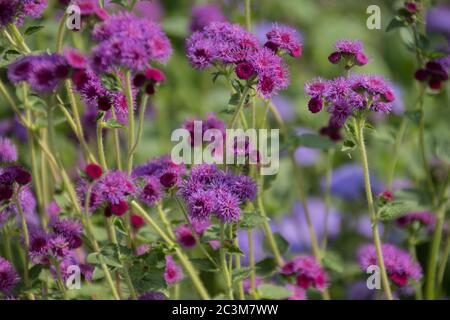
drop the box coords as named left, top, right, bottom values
left=8, top=54, right=70, bottom=93
left=164, top=256, right=183, bottom=285
left=91, top=13, right=172, bottom=73
left=182, top=113, right=226, bottom=147
left=358, top=243, right=422, bottom=287
left=415, top=58, right=450, bottom=90
left=0, top=257, right=20, bottom=294
left=281, top=256, right=328, bottom=291
left=305, top=74, right=395, bottom=130
left=186, top=22, right=295, bottom=98
left=396, top=211, right=435, bottom=228
left=138, top=291, right=167, bottom=300
left=328, top=39, right=368, bottom=66
left=0, top=137, right=17, bottom=163
left=50, top=252, right=94, bottom=283
left=0, top=0, right=47, bottom=27
left=265, top=24, right=302, bottom=58
left=179, top=164, right=257, bottom=223
left=190, top=4, right=227, bottom=33
left=28, top=217, right=83, bottom=264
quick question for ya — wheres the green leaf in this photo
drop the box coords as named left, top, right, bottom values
left=203, top=224, right=221, bottom=242
left=257, top=284, right=292, bottom=300
left=255, top=258, right=277, bottom=278
left=24, top=26, right=45, bottom=36
left=29, top=265, right=44, bottom=282
left=341, top=139, right=356, bottom=153
left=386, top=17, right=406, bottom=32
left=190, top=258, right=219, bottom=272
left=239, top=211, right=268, bottom=229
left=92, top=267, right=105, bottom=280
left=113, top=217, right=128, bottom=235
left=3, top=49, right=21, bottom=61
left=322, top=252, right=344, bottom=273
left=298, top=134, right=335, bottom=150
left=379, top=200, right=421, bottom=221
left=232, top=267, right=253, bottom=283
left=104, top=118, right=125, bottom=129
left=263, top=233, right=289, bottom=255
left=228, top=93, right=241, bottom=106
left=224, top=242, right=244, bottom=255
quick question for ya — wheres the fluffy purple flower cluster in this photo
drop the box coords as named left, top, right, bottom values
left=186, top=22, right=298, bottom=98
left=77, top=170, right=136, bottom=216
left=28, top=217, right=83, bottom=264
left=281, top=256, right=328, bottom=291
left=8, top=54, right=70, bottom=93
left=91, top=13, right=172, bottom=73
left=0, top=257, right=20, bottom=294
left=179, top=164, right=257, bottom=223
left=0, top=0, right=47, bottom=27
left=190, top=4, right=227, bottom=33
left=0, top=137, right=17, bottom=163
left=305, top=74, right=395, bottom=131
left=182, top=113, right=226, bottom=147
left=358, top=243, right=422, bottom=287
left=164, top=256, right=183, bottom=285
left=132, top=155, right=186, bottom=206
left=328, top=39, right=368, bottom=67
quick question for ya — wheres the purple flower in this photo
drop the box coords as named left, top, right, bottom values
left=0, top=257, right=20, bottom=294
left=175, top=224, right=196, bottom=248
left=48, top=235, right=71, bottom=260
left=396, top=211, right=435, bottom=228
left=7, top=56, right=34, bottom=83
left=286, top=284, right=307, bottom=300
left=64, top=48, right=88, bottom=69
left=215, top=189, right=241, bottom=222
left=281, top=256, right=328, bottom=291
left=133, top=155, right=185, bottom=182
left=46, top=201, right=61, bottom=217
left=93, top=171, right=136, bottom=206
left=329, top=39, right=368, bottom=66
left=138, top=176, right=163, bottom=207
left=52, top=253, right=94, bottom=282
left=0, top=0, right=46, bottom=27
left=91, top=13, right=172, bottom=72
left=1, top=185, right=36, bottom=228
left=48, top=216, right=83, bottom=249
left=335, top=39, right=364, bottom=55
left=164, top=256, right=183, bottom=285
left=22, top=0, right=47, bottom=19
left=0, top=137, right=17, bottom=163
left=138, top=292, right=167, bottom=300
left=227, top=175, right=257, bottom=202
left=186, top=190, right=216, bottom=221
left=190, top=4, right=227, bottom=33
left=304, top=77, right=328, bottom=98
left=358, top=243, right=422, bottom=287
left=243, top=276, right=263, bottom=294
left=265, top=23, right=302, bottom=57
left=28, top=226, right=51, bottom=264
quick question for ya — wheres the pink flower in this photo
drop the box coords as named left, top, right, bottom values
left=164, top=256, right=184, bottom=285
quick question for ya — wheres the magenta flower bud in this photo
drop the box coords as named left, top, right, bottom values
left=159, top=171, right=177, bottom=188
left=145, top=84, right=156, bottom=95
left=414, top=69, right=428, bottom=81
left=110, top=200, right=129, bottom=216
left=290, top=44, right=302, bottom=58
left=328, top=51, right=341, bottom=64
left=104, top=206, right=112, bottom=217
left=85, top=163, right=103, bottom=180
left=55, top=64, right=70, bottom=79
left=382, top=90, right=395, bottom=102
left=71, top=70, right=88, bottom=89
left=97, top=96, right=112, bottom=111
left=144, top=68, right=166, bottom=83
left=130, top=214, right=145, bottom=229
left=264, top=41, right=279, bottom=53
left=355, top=52, right=368, bottom=65
left=235, top=62, right=255, bottom=80
left=405, top=1, right=418, bottom=13
left=308, top=97, right=323, bottom=113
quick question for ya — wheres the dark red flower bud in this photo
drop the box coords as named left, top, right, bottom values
left=133, top=73, right=146, bottom=87
left=72, top=70, right=88, bottom=89
left=144, top=68, right=166, bottom=83
left=14, top=168, right=32, bottom=185
left=429, top=78, right=442, bottom=90
left=160, top=171, right=178, bottom=188
left=414, top=69, right=428, bottom=81
left=308, top=97, right=323, bottom=113
left=0, top=185, right=13, bottom=201
left=111, top=200, right=129, bottom=216
left=405, top=1, right=418, bottom=13
left=264, top=41, right=279, bottom=53
left=130, top=214, right=145, bottom=229
left=382, top=90, right=395, bottom=102
left=145, top=84, right=155, bottom=95
left=235, top=62, right=255, bottom=80
left=55, top=65, right=70, bottom=79
left=97, top=96, right=112, bottom=111
left=85, top=163, right=103, bottom=180
left=328, top=51, right=341, bottom=64
left=104, top=206, right=112, bottom=217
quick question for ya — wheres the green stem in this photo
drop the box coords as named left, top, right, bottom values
left=425, top=175, right=449, bottom=299
left=8, top=24, right=31, bottom=53
left=96, top=116, right=108, bottom=169
left=386, top=118, right=407, bottom=190
left=418, top=102, right=436, bottom=203
left=56, top=13, right=67, bottom=53
left=220, top=224, right=234, bottom=300
left=124, top=71, right=135, bottom=174
left=54, top=260, right=68, bottom=299
left=408, top=236, right=423, bottom=300
left=14, top=190, right=35, bottom=300
left=111, top=108, right=123, bottom=170
left=129, top=94, right=149, bottom=157
left=156, top=202, right=175, bottom=240
left=322, top=149, right=334, bottom=250
left=437, top=233, right=450, bottom=285
left=354, top=117, right=393, bottom=300
left=229, top=86, right=250, bottom=129
left=247, top=229, right=257, bottom=299
left=244, top=0, right=252, bottom=31
left=131, top=201, right=211, bottom=300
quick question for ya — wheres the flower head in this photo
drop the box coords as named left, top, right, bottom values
left=164, top=256, right=183, bottom=285
left=358, top=243, right=422, bottom=286
left=265, top=24, right=302, bottom=57
left=0, top=137, right=17, bottom=163
left=190, top=4, right=227, bottom=33
left=48, top=216, right=83, bottom=249
left=396, top=212, right=435, bottom=228
left=281, top=256, right=328, bottom=291
left=0, top=257, right=20, bottom=294
left=175, top=224, right=196, bottom=248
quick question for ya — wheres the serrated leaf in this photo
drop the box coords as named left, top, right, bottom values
left=257, top=284, right=291, bottom=300
left=3, top=49, right=21, bottom=61
left=386, top=17, right=406, bottom=32
left=378, top=200, right=420, bottom=221
left=225, top=243, right=244, bottom=255
left=24, top=26, right=44, bottom=36
left=190, top=258, right=218, bottom=272
left=341, top=139, right=356, bottom=153
left=228, top=93, right=241, bottom=106
left=203, top=224, right=221, bottom=242
left=231, top=267, right=253, bottom=283
left=239, top=211, right=268, bottom=229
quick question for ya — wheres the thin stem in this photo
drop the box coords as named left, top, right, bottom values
left=15, top=190, right=35, bottom=300
left=408, top=235, right=423, bottom=300
left=124, top=71, right=135, bottom=174
left=54, top=260, right=68, bottom=299
left=418, top=102, right=436, bottom=202
left=96, top=116, right=108, bottom=169
left=156, top=203, right=175, bottom=240
left=386, top=118, right=407, bottom=190
left=244, top=0, right=252, bottom=31
left=220, top=224, right=234, bottom=300
left=437, top=233, right=450, bottom=285
left=247, top=229, right=257, bottom=299
left=8, top=24, right=31, bottom=53
left=129, top=94, right=149, bottom=157
left=354, top=117, right=393, bottom=300
left=56, top=12, right=67, bottom=53
left=229, top=86, right=250, bottom=129
left=425, top=175, right=449, bottom=299
left=322, top=149, right=334, bottom=250
left=111, top=108, right=123, bottom=170
left=131, top=201, right=211, bottom=300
